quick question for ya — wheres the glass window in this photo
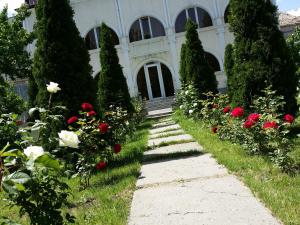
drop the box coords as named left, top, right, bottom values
left=129, top=17, right=165, bottom=43
left=141, top=17, right=151, bottom=39
left=175, top=7, right=213, bottom=33
left=151, top=17, right=166, bottom=37
left=85, top=26, right=119, bottom=50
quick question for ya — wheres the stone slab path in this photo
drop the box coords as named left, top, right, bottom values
left=128, top=117, right=282, bottom=225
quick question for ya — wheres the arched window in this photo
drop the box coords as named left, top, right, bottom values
left=205, top=52, right=221, bottom=72
left=175, top=7, right=213, bottom=33
left=85, top=26, right=119, bottom=50
left=129, top=17, right=166, bottom=43
left=224, top=6, right=230, bottom=23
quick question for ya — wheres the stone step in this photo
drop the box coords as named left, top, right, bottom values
left=149, top=129, right=185, bottom=139
left=152, top=121, right=176, bottom=129
left=150, top=124, right=181, bottom=134
left=148, top=134, right=194, bottom=147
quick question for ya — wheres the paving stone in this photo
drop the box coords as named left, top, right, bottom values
left=148, top=108, right=172, bottom=117
left=147, top=134, right=194, bottom=147
left=129, top=176, right=281, bottom=225
left=144, top=142, right=202, bottom=157
left=149, top=129, right=185, bottom=139
left=137, top=154, right=227, bottom=188
left=150, top=124, right=181, bottom=134
left=152, top=121, right=176, bottom=129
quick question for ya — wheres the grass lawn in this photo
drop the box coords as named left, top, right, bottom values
left=0, top=120, right=152, bottom=225
left=174, top=110, right=300, bottom=225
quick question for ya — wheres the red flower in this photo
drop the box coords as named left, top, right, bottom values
left=99, top=122, right=109, bottom=134
left=223, top=106, right=231, bottom=113
left=87, top=110, right=96, bottom=117
left=284, top=114, right=294, bottom=124
left=231, top=107, right=244, bottom=117
left=244, top=120, right=255, bottom=129
left=247, top=113, right=260, bottom=122
left=67, top=116, right=78, bottom=124
left=263, top=121, right=278, bottom=130
left=95, top=161, right=107, bottom=170
left=113, top=144, right=122, bottom=154
left=211, top=126, right=218, bottom=134
left=212, top=104, right=219, bottom=109
left=16, top=120, right=24, bottom=126
left=81, top=102, right=93, bottom=111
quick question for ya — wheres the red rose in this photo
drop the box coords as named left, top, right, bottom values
left=231, top=107, right=244, bottom=117
left=99, top=122, right=109, bottom=134
left=247, top=113, right=260, bottom=122
left=212, top=104, right=219, bottom=109
left=244, top=120, right=255, bottom=129
left=113, top=144, right=122, bottom=154
left=67, top=116, right=78, bottom=124
left=16, top=120, right=24, bottom=126
left=81, top=102, right=93, bottom=111
left=211, top=126, right=218, bottom=134
left=87, top=110, right=96, bottom=117
left=95, top=161, right=107, bottom=170
left=263, top=121, right=278, bottom=129
left=223, top=106, right=231, bottom=113
left=284, top=114, right=294, bottom=124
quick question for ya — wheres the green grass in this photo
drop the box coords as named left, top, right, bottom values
left=0, top=120, right=152, bottom=225
left=174, top=110, right=300, bottom=225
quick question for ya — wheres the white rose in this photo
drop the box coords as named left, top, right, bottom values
left=193, top=103, right=198, bottom=107
left=28, top=107, right=37, bottom=117
left=189, top=109, right=194, bottom=114
left=46, top=82, right=61, bottom=93
left=125, top=121, right=130, bottom=126
left=58, top=130, right=80, bottom=149
left=24, top=146, right=44, bottom=160
left=180, top=105, right=184, bottom=109
left=185, top=91, right=189, bottom=95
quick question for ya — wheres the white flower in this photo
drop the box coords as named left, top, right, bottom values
left=193, top=103, right=198, bottom=107
left=125, top=121, right=130, bottom=126
left=185, top=91, right=189, bottom=95
left=28, top=107, right=37, bottom=117
left=189, top=109, right=194, bottom=114
left=180, top=105, right=184, bottom=109
left=24, top=146, right=44, bottom=160
left=58, top=130, right=80, bottom=149
left=46, top=82, right=61, bottom=93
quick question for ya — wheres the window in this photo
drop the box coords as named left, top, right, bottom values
left=85, top=26, right=119, bottom=50
left=25, top=0, right=38, bottom=8
left=129, top=17, right=166, bottom=42
left=175, top=7, right=213, bottom=33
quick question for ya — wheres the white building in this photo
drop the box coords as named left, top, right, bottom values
left=24, top=0, right=233, bottom=102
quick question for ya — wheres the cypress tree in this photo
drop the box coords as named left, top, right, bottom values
left=229, top=0, right=298, bottom=113
left=224, top=44, right=235, bottom=100
left=97, top=23, right=133, bottom=114
left=31, top=0, right=95, bottom=113
left=179, top=43, right=187, bottom=85
left=184, top=19, right=218, bottom=95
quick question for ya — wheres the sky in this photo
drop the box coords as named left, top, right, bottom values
left=1, top=0, right=300, bottom=17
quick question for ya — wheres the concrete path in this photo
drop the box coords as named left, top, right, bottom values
left=128, top=117, right=282, bottom=225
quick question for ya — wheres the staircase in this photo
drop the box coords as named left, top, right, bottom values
left=146, top=96, right=175, bottom=119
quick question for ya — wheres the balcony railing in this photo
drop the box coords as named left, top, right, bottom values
left=25, top=0, right=37, bottom=8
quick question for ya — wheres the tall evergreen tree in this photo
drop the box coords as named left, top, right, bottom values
left=184, top=19, right=218, bottom=95
left=229, top=0, right=298, bottom=113
left=224, top=44, right=235, bottom=100
left=97, top=23, right=133, bottom=114
left=179, top=43, right=187, bottom=85
left=31, top=0, right=95, bottom=113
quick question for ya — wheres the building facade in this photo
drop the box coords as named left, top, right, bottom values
left=24, top=0, right=233, bottom=101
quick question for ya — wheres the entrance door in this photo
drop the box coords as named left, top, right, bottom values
left=144, top=63, right=166, bottom=100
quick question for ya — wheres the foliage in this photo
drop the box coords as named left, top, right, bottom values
left=224, top=44, right=234, bottom=100
left=0, top=5, right=33, bottom=80
left=0, top=114, right=21, bottom=151
left=287, top=26, right=300, bottom=81
left=1, top=143, right=75, bottom=225
left=228, top=0, right=298, bottom=113
left=179, top=43, right=187, bottom=85
left=31, top=0, right=95, bottom=114
left=131, top=97, right=146, bottom=126
left=97, top=23, right=133, bottom=115
left=184, top=19, right=217, bottom=96
left=0, top=82, right=25, bottom=115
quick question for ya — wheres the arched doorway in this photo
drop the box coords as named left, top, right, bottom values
left=137, top=62, right=175, bottom=100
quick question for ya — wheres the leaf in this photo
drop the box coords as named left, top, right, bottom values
left=34, top=153, right=60, bottom=171
left=5, top=172, right=31, bottom=184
